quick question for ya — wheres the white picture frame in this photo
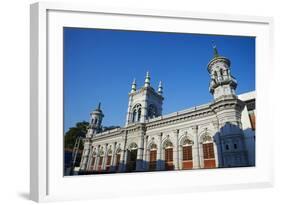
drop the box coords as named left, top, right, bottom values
left=30, top=2, right=274, bottom=202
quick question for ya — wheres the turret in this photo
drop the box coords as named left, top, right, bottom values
left=131, top=78, right=136, bottom=93
left=88, top=102, right=104, bottom=136
left=125, top=72, right=164, bottom=126
left=158, top=81, right=163, bottom=95
left=207, top=42, right=237, bottom=100
left=208, top=43, right=248, bottom=167
left=144, top=71, right=150, bottom=87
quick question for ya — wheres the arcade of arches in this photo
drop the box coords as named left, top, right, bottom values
left=85, top=134, right=217, bottom=173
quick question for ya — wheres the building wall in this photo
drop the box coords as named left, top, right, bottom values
left=79, top=92, right=255, bottom=173
left=239, top=91, right=256, bottom=166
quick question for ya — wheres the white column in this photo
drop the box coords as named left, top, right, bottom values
left=94, top=156, right=99, bottom=171
left=156, top=133, right=163, bottom=170
left=86, top=149, right=93, bottom=171
left=111, top=143, right=117, bottom=166
left=80, top=140, right=90, bottom=171
left=141, top=93, right=148, bottom=123
left=143, top=135, right=148, bottom=170
left=173, top=130, right=179, bottom=170
left=120, top=144, right=128, bottom=172
left=117, top=148, right=123, bottom=172
left=101, top=145, right=107, bottom=170
left=136, top=132, right=145, bottom=171
left=178, top=145, right=183, bottom=170
left=192, top=126, right=200, bottom=169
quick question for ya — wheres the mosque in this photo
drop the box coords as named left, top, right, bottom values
left=78, top=46, right=256, bottom=174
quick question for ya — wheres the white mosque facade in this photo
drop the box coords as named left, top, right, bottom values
left=78, top=47, right=256, bottom=173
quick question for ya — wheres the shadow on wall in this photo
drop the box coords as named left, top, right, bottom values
left=213, top=123, right=255, bottom=168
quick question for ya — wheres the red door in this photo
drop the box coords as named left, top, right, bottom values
left=149, top=150, right=157, bottom=171
left=182, top=146, right=193, bottom=169
left=203, top=143, right=216, bottom=168
left=165, top=148, right=174, bottom=170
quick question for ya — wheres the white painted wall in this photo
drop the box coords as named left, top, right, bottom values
left=0, top=0, right=280, bottom=205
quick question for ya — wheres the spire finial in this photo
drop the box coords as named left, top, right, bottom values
left=158, top=80, right=163, bottom=95
left=97, top=102, right=101, bottom=110
left=212, top=41, right=219, bottom=58
left=131, top=78, right=136, bottom=92
left=144, top=71, right=150, bottom=87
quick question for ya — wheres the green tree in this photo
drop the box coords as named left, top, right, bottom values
left=64, top=121, right=89, bottom=150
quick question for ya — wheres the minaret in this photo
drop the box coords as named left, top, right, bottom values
left=81, top=103, right=104, bottom=170
left=208, top=43, right=248, bottom=167
left=144, top=71, right=150, bottom=87
left=131, top=78, right=136, bottom=93
left=207, top=42, right=237, bottom=100
left=158, top=81, right=163, bottom=95
left=88, top=102, right=104, bottom=135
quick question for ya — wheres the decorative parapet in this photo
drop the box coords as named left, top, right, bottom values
left=145, top=102, right=214, bottom=130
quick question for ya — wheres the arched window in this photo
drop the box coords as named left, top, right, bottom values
left=148, top=104, right=158, bottom=119
left=137, top=108, right=141, bottom=121
left=132, top=110, right=137, bottom=122
left=225, top=144, right=230, bottom=150
left=132, top=104, right=142, bottom=123
left=149, top=144, right=157, bottom=171
left=220, top=69, right=224, bottom=79
left=214, top=71, right=218, bottom=79
left=163, top=140, right=174, bottom=170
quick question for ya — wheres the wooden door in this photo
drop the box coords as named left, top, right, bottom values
left=203, top=143, right=216, bottom=168
left=149, top=150, right=157, bottom=171
left=165, top=148, right=174, bottom=170
left=182, top=146, right=193, bottom=169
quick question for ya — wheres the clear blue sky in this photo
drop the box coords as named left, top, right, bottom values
left=64, top=28, right=255, bottom=133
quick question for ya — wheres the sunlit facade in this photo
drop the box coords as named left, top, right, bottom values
left=79, top=47, right=255, bottom=174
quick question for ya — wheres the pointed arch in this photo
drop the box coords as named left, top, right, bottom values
left=179, top=133, right=194, bottom=146
left=128, top=142, right=138, bottom=151
left=163, top=139, right=173, bottom=149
